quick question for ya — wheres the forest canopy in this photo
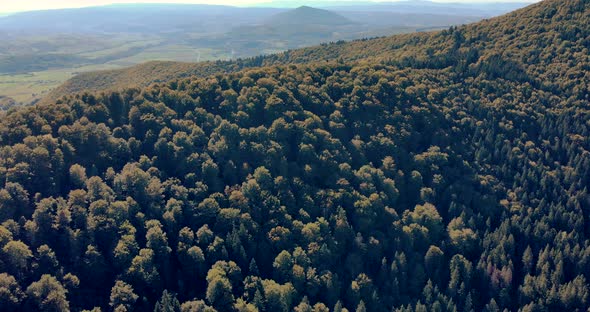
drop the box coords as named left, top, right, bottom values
left=0, top=0, right=589, bottom=311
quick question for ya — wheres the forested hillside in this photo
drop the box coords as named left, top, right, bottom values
left=47, top=0, right=588, bottom=103
left=0, top=0, right=589, bottom=311
left=1, top=2, right=498, bottom=106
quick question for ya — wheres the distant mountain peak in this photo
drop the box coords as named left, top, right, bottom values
left=266, top=5, right=353, bottom=26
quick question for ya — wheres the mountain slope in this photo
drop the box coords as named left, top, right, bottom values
left=46, top=0, right=588, bottom=102
left=1, top=0, right=590, bottom=311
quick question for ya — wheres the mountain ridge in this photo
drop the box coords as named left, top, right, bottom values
left=43, top=0, right=588, bottom=104
left=265, top=6, right=354, bottom=26
left=2, top=1, right=516, bottom=106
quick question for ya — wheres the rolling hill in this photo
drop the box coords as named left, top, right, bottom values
left=0, top=0, right=589, bottom=311
left=262, top=0, right=531, bottom=16
left=265, top=6, right=354, bottom=26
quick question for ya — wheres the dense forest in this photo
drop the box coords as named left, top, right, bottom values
left=0, top=0, right=589, bottom=311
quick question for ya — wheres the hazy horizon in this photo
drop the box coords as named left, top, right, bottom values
left=1, top=0, right=542, bottom=14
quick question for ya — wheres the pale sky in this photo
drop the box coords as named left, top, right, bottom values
left=0, top=0, right=542, bottom=14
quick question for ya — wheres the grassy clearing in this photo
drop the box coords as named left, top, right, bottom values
left=0, top=71, right=69, bottom=103
left=0, top=63, right=126, bottom=104
left=0, top=34, right=235, bottom=104
left=79, top=39, right=163, bottom=59
left=111, top=45, right=230, bottom=65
